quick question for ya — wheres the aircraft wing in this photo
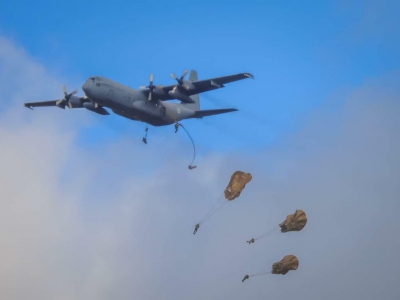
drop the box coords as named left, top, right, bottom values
left=23, top=100, right=59, bottom=109
left=23, top=97, right=88, bottom=109
left=158, top=72, right=254, bottom=100
left=189, top=73, right=254, bottom=94
left=23, top=97, right=110, bottom=115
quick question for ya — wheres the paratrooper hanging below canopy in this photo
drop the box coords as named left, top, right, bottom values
left=193, top=170, right=252, bottom=235
left=245, top=209, right=307, bottom=244
left=242, top=254, right=299, bottom=282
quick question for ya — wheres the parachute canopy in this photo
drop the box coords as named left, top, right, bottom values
left=224, top=171, right=252, bottom=200
left=279, top=209, right=307, bottom=233
left=271, top=255, right=299, bottom=275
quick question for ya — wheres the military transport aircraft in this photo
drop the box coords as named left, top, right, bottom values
left=23, top=70, right=254, bottom=127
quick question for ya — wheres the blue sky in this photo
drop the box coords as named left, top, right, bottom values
left=1, top=0, right=399, bottom=152
left=1, top=2, right=400, bottom=299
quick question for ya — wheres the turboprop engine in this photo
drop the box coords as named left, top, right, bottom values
left=168, top=86, right=195, bottom=104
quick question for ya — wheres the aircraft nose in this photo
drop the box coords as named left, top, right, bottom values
left=82, top=80, right=94, bottom=98
left=82, top=81, right=89, bottom=93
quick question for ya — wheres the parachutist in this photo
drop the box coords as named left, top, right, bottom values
left=197, top=171, right=252, bottom=229
left=247, top=238, right=255, bottom=244
left=188, top=165, right=197, bottom=170
left=193, top=223, right=200, bottom=234
left=142, top=126, right=148, bottom=144
left=174, top=122, right=180, bottom=133
left=242, top=275, right=249, bottom=282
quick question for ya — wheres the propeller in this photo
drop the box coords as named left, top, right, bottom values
left=145, top=73, right=163, bottom=101
left=170, top=70, right=190, bottom=90
left=56, top=85, right=78, bottom=109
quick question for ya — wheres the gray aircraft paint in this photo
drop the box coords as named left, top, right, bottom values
left=24, top=70, right=254, bottom=127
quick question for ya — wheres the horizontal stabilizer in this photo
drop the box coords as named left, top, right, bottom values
left=193, top=108, right=238, bottom=118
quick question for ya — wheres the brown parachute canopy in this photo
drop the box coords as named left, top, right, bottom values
left=279, top=209, right=307, bottom=233
left=271, top=255, right=299, bottom=275
left=224, top=171, right=252, bottom=200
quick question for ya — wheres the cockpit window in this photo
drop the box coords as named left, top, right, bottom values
left=89, top=77, right=102, bottom=82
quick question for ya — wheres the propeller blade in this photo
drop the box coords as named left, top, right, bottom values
left=180, top=69, right=188, bottom=79
left=149, top=73, right=154, bottom=83
left=155, top=85, right=163, bottom=89
left=62, top=85, right=67, bottom=96
left=67, top=102, right=73, bottom=109
left=62, top=85, right=77, bottom=101
left=170, top=73, right=177, bottom=80
left=148, top=90, right=152, bottom=101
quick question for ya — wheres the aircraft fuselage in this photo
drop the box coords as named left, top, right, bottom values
left=82, top=76, right=195, bottom=126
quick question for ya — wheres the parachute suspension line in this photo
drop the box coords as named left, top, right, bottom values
left=199, top=200, right=228, bottom=225
left=198, top=193, right=224, bottom=225
left=248, top=227, right=279, bottom=244
left=250, top=271, right=271, bottom=277
left=193, top=193, right=226, bottom=234
left=242, top=271, right=271, bottom=282
left=175, top=122, right=196, bottom=170
left=255, top=227, right=280, bottom=241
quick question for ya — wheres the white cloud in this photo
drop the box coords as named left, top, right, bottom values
left=0, top=34, right=399, bottom=300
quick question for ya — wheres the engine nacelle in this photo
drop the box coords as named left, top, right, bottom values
left=168, top=87, right=195, bottom=104
left=67, top=95, right=83, bottom=108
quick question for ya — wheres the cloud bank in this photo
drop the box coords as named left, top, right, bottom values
left=1, top=35, right=399, bottom=300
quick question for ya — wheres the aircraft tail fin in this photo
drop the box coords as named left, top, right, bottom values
left=184, top=70, right=237, bottom=118
left=189, top=69, right=198, bottom=81
left=187, top=70, right=200, bottom=111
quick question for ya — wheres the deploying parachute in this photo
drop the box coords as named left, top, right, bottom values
left=246, top=209, right=307, bottom=243
left=279, top=210, right=307, bottom=233
left=242, top=255, right=299, bottom=282
left=193, top=171, right=252, bottom=234
left=224, top=171, right=252, bottom=200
